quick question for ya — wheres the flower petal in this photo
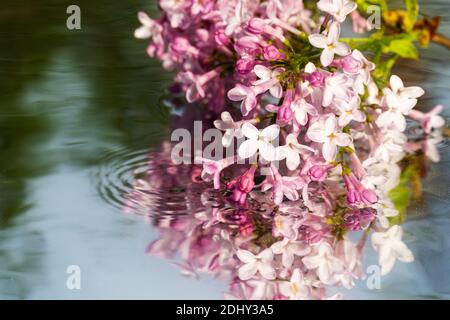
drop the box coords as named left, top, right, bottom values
left=241, top=122, right=259, bottom=140
left=269, top=83, right=283, bottom=98
left=322, top=139, right=337, bottom=162
left=282, top=252, right=295, bottom=268
left=228, top=84, right=248, bottom=101
left=286, top=150, right=300, bottom=170
left=238, top=139, right=258, bottom=159
left=324, top=115, right=337, bottom=136
left=258, top=263, right=276, bottom=280
left=307, top=122, right=326, bottom=143
left=390, top=75, right=404, bottom=94
left=259, top=140, right=277, bottom=161
left=236, top=249, right=256, bottom=263
left=222, top=130, right=234, bottom=147
left=309, top=34, right=327, bottom=49
left=258, top=248, right=274, bottom=262
left=238, top=261, right=258, bottom=280
left=254, top=65, right=271, bottom=80
left=135, top=26, right=151, bottom=39
left=335, top=133, right=352, bottom=146
left=327, top=22, right=340, bottom=43
left=334, top=42, right=350, bottom=56
left=261, top=124, right=280, bottom=141
left=320, top=47, right=335, bottom=67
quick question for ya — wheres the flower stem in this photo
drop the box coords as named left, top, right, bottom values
left=431, top=33, right=450, bottom=49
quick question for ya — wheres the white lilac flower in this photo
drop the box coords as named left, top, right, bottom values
left=238, top=123, right=280, bottom=161
left=291, top=98, right=318, bottom=126
left=384, top=75, right=425, bottom=102
left=213, top=111, right=243, bottom=147
left=322, top=72, right=350, bottom=107
left=307, top=115, right=352, bottom=162
left=160, top=0, right=187, bottom=28
left=277, top=134, right=315, bottom=170
left=302, top=242, right=343, bottom=284
left=373, top=129, right=407, bottom=163
left=272, top=214, right=300, bottom=240
left=335, top=96, right=366, bottom=127
left=372, top=196, right=400, bottom=229
left=271, top=238, right=311, bottom=268
left=371, top=225, right=414, bottom=275
left=351, top=49, right=375, bottom=85
left=317, top=0, right=357, bottom=23
left=252, top=65, right=284, bottom=98
left=279, top=269, right=310, bottom=300
left=377, top=75, right=425, bottom=131
left=308, top=22, right=350, bottom=67
left=236, top=248, right=276, bottom=280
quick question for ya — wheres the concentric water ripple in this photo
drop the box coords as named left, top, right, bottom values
left=95, top=145, right=210, bottom=219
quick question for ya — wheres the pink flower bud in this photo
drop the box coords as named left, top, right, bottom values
left=247, top=18, right=266, bottom=34
left=277, top=105, right=293, bottom=123
left=343, top=212, right=361, bottom=231
left=170, top=37, right=190, bottom=54
left=359, top=207, right=376, bottom=228
left=299, top=225, right=324, bottom=245
left=235, top=36, right=261, bottom=57
left=231, top=188, right=247, bottom=205
left=306, top=71, right=326, bottom=88
left=235, top=58, right=255, bottom=75
left=238, top=167, right=256, bottom=193
left=263, top=45, right=282, bottom=61
left=239, top=223, right=253, bottom=236
left=308, top=165, right=328, bottom=181
left=346, top=190, right=361, bottom=204
left=214, top=29, right=230, bottom=47
left=361, top=189, right=377, bottom=204
left=340, top=55, right=362, bottom=74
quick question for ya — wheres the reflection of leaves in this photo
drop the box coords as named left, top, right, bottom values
left=388, top=183, right=411, bottom=225
left=388, top=155, right=424, bottom=225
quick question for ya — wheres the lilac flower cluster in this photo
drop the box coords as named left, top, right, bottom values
left=135, top=0, right=445, bottom=299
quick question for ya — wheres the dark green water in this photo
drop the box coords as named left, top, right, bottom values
left=0, top=0, right=449, bottom=299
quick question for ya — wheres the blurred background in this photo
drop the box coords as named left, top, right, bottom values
left=0, top=0, right=449, bottom=299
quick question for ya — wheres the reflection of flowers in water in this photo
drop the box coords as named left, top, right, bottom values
left=120, top=139, right=390, bottom=299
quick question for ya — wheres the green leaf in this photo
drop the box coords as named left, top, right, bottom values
left=388, top=39, right=418, bottom=58
left=404, top=0, right=419, bottom=31
left=355, top=0, right=388, bottom=13
left=372, top=55, right=398, bottom=85
left=388, top=184, right=410, bottom=225
left=388, top=162, right=420, bottom=226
